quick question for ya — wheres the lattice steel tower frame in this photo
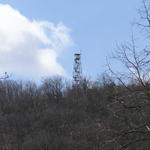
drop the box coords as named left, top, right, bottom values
left=73, top=53, right=82, bottom=85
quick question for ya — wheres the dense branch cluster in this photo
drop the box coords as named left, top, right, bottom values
left=0, top=73, right=149, bottom=150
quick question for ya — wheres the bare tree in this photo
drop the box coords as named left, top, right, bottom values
left=104, top=2, right=150, bottom=147
left=41, top=76, right=64, bottom=103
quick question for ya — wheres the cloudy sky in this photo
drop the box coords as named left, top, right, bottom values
left=0, top=0, right=141, bottom=81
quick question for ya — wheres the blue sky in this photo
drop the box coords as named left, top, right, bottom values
left=0, top=0, right=142, bottom=80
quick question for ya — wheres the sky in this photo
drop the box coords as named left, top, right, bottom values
left=0, top=0, right=142, bottom=81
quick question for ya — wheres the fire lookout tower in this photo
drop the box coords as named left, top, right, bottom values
left=73, top=53, right=82, bottom=86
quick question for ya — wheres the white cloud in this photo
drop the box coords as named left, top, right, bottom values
left=0, top=4, right=73, bottom=80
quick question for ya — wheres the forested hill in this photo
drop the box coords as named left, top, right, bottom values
left=0, top=75, right=150, bottom=150
left=1, top=1, right=150, bottom=149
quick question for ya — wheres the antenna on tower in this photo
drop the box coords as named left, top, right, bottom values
left=73, top=52, right=82, bottom=86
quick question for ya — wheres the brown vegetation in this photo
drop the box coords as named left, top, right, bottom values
left=1, top=1, right=150, bottom=149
